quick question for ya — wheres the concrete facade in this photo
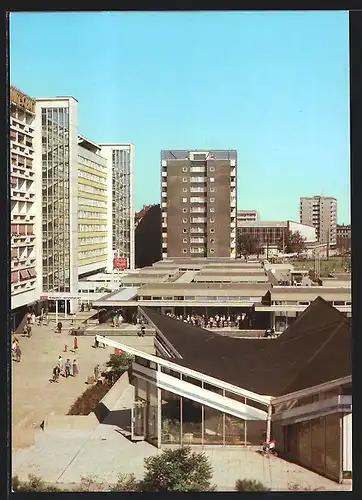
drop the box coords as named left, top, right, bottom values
left=10, top=86, right=39, bottom=312
left=161, top=150, right=237, bottom=259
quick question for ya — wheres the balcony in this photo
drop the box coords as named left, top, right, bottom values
left=162, top=171, right=167, bottom=177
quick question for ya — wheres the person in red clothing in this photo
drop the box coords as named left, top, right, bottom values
left=73, top=336, right=78, bottom=351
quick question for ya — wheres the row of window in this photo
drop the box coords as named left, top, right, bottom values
left=79, top=183, right=107, bottom=197
left=79, top=155, right=107, bottom=175
left=78, top=169, right=107, bottom=186
left=79, top=197, right=107, bottom=208
left=79, top=224, right=107, bottom=232
left=140, top=295, right=259, bottom=302
left=182, top=177, right=215, bottom=183
left=183, top=207, right=215, bottom=214
left=79, top=248, right=108, bottom=260
left=182, top=197, right=216, bottom=203
left=272, top=300, right=351, bottom=306
left=182, top=237, right=216, bottom=244
left=79, top=236, right=108, bottom=245
left=78, top=211, right=108, bottom=220
left=183, top=166, right=215, bottom=173
left=182, top=217, right=216, bottom=224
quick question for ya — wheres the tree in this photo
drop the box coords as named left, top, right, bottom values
left=139, top=446, right=215, bottom=492
left=106, top=352, right=135, bottom=381
left=236, top=233, right=260, bottom=259
left=277, top=230, right=306, bottom=255
left=12, top=475, right=61, bottom=492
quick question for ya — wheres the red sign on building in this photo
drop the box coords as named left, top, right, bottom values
left=113, top=257, right=129, bottom=271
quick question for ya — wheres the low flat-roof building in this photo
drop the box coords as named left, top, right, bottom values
left=97, top=297, right=352, bottom=483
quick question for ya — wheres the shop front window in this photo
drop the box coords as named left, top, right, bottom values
left=181, top=396, right=203, bottom=445
left=161, top=389, right=181, bottom=444
left=224, top=414, right=246, bottom=445
left=203, top=406, right=224, bottom=445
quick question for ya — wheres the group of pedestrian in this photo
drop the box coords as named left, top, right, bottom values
left=112, top=312, right=124, bottom=327
left=79, top=303, right=92, bottom=312
left=164, top=312, right=246, bottom=329
left=12, top=338, right=21, bottom=362
left=52, top=355, right=79, bottom=382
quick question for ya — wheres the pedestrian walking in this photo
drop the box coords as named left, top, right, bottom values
left=52, top=365, right=60, bottom=383
left=26, top=324, right=32, bottom=337
left=73, top=336, right=78, bottom=351
left=15, top=344, right=21, bottom=362
left=26, top=312, right=32, bottom=325
left=94, top=336, right=99, bottom=348
left=65, top=359, right=71, bottom=378
left=57, top=321, right=62, bottom=333
left=57, top=355, right=63, bottom=373
left=72, top=359, right=79, bottom=377
left=94, top=364, right=99, bottom=383
left=31, top=312, right=36, bottom=324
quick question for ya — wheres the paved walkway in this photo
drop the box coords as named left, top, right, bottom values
left=11, top=324, right=154, bottom=447
left=12, top=426, right=350, bottom=491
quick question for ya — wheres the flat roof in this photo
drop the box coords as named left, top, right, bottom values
left=106, top=287, right=139, bottom=301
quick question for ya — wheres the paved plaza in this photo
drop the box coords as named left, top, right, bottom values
left=13, top=425, right=350, bottom=491
left=11, top=319, right=350, bottom=491
left=11, top=317, right=154, bottom=447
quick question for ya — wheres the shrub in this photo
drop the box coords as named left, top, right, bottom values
left=235, top=479, right=271, bottom=491
left=12, top=475, right=61, bottom=492
left=68, top=382, right=110, bottom=415
left=110, top=473, right=140, bottom=492
left=76, top=475, right=105, bottom=492
left=287, top=482, right=325, bottom=491
left=139, top=446, right=214, bottom=492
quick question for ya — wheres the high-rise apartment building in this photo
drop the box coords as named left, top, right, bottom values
left=77, top=136, right=109, bottom=277
left=336, top=224, right=351, bottom=252
left=100, top=144, right=135, bottom=271
left=35, top=97, right=79, bottom=312
left=237, top=210, right=260, bottom=224
left=10, top=86, right=41, bottom=321
left=300, top=196, right=337, bottom=246
left=161, top=150, right=237, bottom=258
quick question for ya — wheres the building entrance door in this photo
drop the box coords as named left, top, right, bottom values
left=131, top=399, right=147, bottom=441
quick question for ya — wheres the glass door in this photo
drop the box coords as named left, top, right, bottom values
left=131, top=399, right=147, bottom=441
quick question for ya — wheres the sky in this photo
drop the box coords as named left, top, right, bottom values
left=10, top=11, right=350, bottom=224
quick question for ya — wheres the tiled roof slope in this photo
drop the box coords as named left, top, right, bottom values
left=141, top=297, right=351, bottom=397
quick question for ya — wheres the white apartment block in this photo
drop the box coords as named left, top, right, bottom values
left=34, top=96, right=79, bottom=313
left=10, top=86, right=41, bottom=312
left=99, top=144, right=135, bottom=271
left=300, top=196, right=337, bottom=246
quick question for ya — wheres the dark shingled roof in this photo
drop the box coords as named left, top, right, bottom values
left=141, top=297, right=351, bottom=397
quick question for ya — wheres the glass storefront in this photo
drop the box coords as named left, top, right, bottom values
left=161, top=389, right=181, bottom=444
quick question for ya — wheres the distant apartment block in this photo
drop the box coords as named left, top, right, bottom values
left=336, top=224, right=351, bottom=251
left=100, top=144, right=135, bottom=271
left=161, top=150, right=237, bottom=258
left=237, top=210, right=259, bottom=224
left=10, top=86, right=41, bottom=314
left=300, top=196, right=337, bottom=246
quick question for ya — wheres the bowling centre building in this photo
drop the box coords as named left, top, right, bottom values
left=97, top=296, right=352, bottom=483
